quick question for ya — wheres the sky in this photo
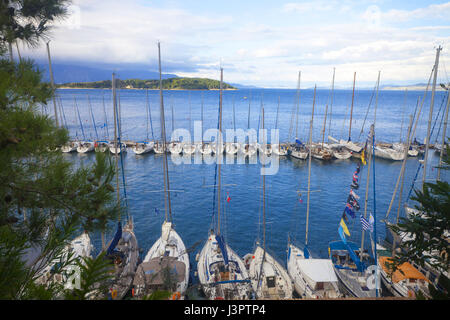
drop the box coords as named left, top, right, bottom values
left=20, top=0, right=450, bottom=88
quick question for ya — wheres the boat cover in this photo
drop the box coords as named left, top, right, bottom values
left=379, top=256, right=429, bottom=284
left=133, top=256, right=186, bottom=286
left=298, top=259, right=339, bottom=283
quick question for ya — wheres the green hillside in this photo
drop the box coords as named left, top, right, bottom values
left=57, top=77, right=236, bottom=90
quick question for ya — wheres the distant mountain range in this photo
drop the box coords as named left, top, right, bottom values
left=35, top=61, right=178, bottom=84
left=381, top=82, right=448, bottom=91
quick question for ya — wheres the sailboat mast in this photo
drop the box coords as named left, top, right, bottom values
left=102, top=90, right=110, bottom=140
left=87, top=94, right=99, bottom=141
left=295, top=71, right=301, bottom=139
left=437, top=89, right=450, bottom=181
left=158, top=42, right=172, bottom=222
left=361, top=124, right=375, bottom=254
left=348, top=72, right=356, bottom=141
left=328, top=67, right=336, bottom=138
left=112, top=73, right=121, bottom=218
left=275, top=96, right=280, bottom=130
left=262, top=106, right=266, bottom=252
left=46, top=41, right=59, bottom=128
left=233, top=94, right=236, bottom=142
left=305, top=85, right=316, bottom=246
left=399, top=90, right=408, bottom=143
left=146, top=89, right=150, bottom=140
left=396, top=116, right=414, bottom=225
left=322, top=70, right=335, bottom=147
left=422, top=46, right=442, bottom=192
left=201, top=91, right=204, bottom=144
left=217, top=67, right=224, bottom=235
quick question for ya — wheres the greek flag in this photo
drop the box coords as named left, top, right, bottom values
left=360, top=214, right=373, bottom=232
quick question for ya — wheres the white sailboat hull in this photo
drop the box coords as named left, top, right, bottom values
left=132, top=142, right=154, bottom=155
left=271, top=144, right=288, bottom=156
left=335, top=138, right=363, bottom=153
left=287, top=244, right=341, bottom=299
left=197, top=233, right=253, bottom=300
left=61, top=141, right=79, bottom=153
left=290, top=149, right=308, bottom=159
left=168, top=142, right=183, bottom=154
left=199, top=143, right=213, bottom=155
left=247, top=246, right=293, bottom=300
left=153, top=143, right=166, bottom=154
left=374, top=146, right=404, bottom=161
left=77, top=142, right=95, bottom=153
left=225, top=142, right=239, bottom=155
left=134, top=222, right=189, bottom=299
left=182, top=143, right=197, bottom=155
left=239, top=143, right=257, bottom=157
left=36, top=232, right=93, bottom=291
left=109, top=143, right=127, bottom=154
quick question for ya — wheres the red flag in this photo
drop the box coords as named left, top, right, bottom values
left=226, top=192, right=231, bottom=203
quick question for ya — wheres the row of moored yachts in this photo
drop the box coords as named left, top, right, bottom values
left=60, top=138, right=437, bottom=161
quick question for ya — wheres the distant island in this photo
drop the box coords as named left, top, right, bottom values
left=382, top=82, right=448, bottom=91
left=57, top=77, right=237, bottom=90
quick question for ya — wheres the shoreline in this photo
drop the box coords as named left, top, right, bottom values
left=56, top=87, right=238, bottom=91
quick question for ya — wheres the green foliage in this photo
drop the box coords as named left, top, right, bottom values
left=388, top=142, right=450, bottom=299
left=142, top=290, right=172, bottom=300
left=63, top=252, right=114, bottom=300
left=0, top=0, right=70, bottom=49
left=0, top=0, right=123, bottom=300
left=58, top=77, right=237, bottom=90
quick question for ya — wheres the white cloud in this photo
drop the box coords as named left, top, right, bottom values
left=19, top=0, right=450, bottom=88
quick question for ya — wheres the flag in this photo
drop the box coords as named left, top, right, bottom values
left=350, top=189, right=360, bottom=200
left=338, top=217, right=350, bottom=243
left=351, top=181, right=359, bottom=189
left=340, top=218, right=350, bottom=236
left=226, top=192, right=231, bottom=203
left=344, top=205, right=356, bottom=218
left=360, top=214, right=373, bottom=232
left=361, top=148, right=366, bottom=165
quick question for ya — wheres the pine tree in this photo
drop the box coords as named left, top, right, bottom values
left=389, top=143, right=450, bottom=299
left=0, top=0, right=122, bottom=299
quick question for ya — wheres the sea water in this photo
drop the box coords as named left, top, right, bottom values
left=52, top=87, right=448, bottom=284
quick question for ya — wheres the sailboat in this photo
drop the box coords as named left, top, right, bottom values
left=35, top=232, right=93, bottom=291
left=329, top=72, right=363, bottom=155
left=246, top=107, right=293, bottom=300
left=132, top=89, right=154, bottom=155
left=61, top=141, right=79, bottom=153
left=98, top=73, right=139, bottom=300
left=287, top=86, right=341, bottom=299
left=328, top=123, right=379, bottom=298
left=289, top=71, right=309, bottom=160
left=196, top=68, right=254, bottom=300
left=72, top=97, right=94, bottom=154
left=132, top=43, right=189, bottom=299
left=225, top=95, right=240, bottom=155
left=108, top=91, right=127, bottom=155
left=272, top=97, right=288, bottom=156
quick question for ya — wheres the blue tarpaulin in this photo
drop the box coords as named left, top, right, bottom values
left=106, top=221, right=122, bottom=256
left=216, top=235, right=229, bottom=267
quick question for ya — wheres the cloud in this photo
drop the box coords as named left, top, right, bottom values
left=18, top=0, right=450, bottom=88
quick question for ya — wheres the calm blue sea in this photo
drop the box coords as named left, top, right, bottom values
left=50, top=87, right=448, bottom=280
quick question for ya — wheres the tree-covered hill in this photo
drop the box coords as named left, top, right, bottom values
left=57, top=77, right=236, bottom=90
